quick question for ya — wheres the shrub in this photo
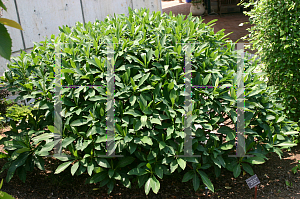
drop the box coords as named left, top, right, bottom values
left=242, top=0, right=300, bottom=127
left=5, top=104, right=36, bottom=124
left=0, top=7, right=298, bottom=195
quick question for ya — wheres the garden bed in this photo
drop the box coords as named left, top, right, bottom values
left=0, top=118, right=299, bottom=199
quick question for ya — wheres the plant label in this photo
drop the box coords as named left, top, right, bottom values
left=246, top=174, right=260, bottom=189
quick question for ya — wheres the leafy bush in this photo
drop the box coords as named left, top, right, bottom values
left=5, top=104, right=36, bottom=124
left=242, top=0, right=300, bottom=127
left=0, top=7, right=298, bottom=195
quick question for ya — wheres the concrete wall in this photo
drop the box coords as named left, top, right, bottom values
left=0, top=0, right=162, bottom=76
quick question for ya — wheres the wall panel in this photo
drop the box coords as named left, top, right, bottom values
left=16, top=0, right=84, bottom=49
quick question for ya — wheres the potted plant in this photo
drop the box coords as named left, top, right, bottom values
left=190, top=0, right=206, bottom=15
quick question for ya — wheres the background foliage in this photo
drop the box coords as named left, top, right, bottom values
left=0, top=7, right=298, bottom=195
left=242, top=0, right=300, bottom=128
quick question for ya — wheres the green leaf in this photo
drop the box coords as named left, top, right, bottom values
left=87, top=161, right=94, bottom=176
left=127, top=167, right=148, bottom=176
left=0, top=23, right=12, bottom=60
left=139, top=85, right=155, bottom=92
left=150, top=175, right=160, bottom=194
left=0, top=18, right=23, bottom=30
left=130, top=77, right=136, bottom=87
left=33, top=155, right=45, bottom=171
left=32, top=133, right=54, bottom=144
left=61, top=69, right=75, bottom=74
left=134, top=120, right=143, bottom=131
left=0, top=1, right=7, bottom=11
left=192, top=173, right=200, bottom=191
left=203, top=74, right=211, bottom=85
left=276, top=116, right=286, bottom=123
left=145, top=177, right=151, bottom=195
left=246, top=89, right=264, bottom=97
left=123, top=110, right=142, bottom=117
left=0, top=191, right=15, bottom=199
left=141, top=136, right=153, bottom=146
left=167, top=126, right=174, bottom=138
left=206, top=19, right=218, bottom=26
left=265, top=115, right=275, bottom=120
left=40, top=139, right=61, bottom=152
left=115, top=123, right=123, bottom=135
left=182, top=170, right=194, bottom=182
left=138, top=73, right=150, bottom=87
left=108, top=169, right=114, bottom=178
left=70, top=119, right=88, bottom=127
left=129, top=143, right=137, bottom=154
left=116, top=157, right=135, bottom=168
left=146, top=163, right=152, bottom=170
left=16, top=147, right=30, bottom=154
left=0, top=152, right=9, bottom=159
left=284, top=131, right=299, bottom=135
left=275, top=142, right=297, bottom=147
left=170, top=160, right=178, bottom=173
left=61, top=137, right=75, bottom=148
left=177, top=158, right=186, bottom=170
left=150, top=118, right=162, bottom=125
left=233, top=164, right=241, bottom=178
left=129, top=95, right=136, bottom=106
left=6, top=152, right=29, bottom=182
left=168, top=82, right=174, bottom=91
left=87, top=171, right=107, bottom=184
left=52, top=154, right=73, bottom=161
left=141, top=115, right=147, bottom=126
left=96, top=158, right=111, bottom=168
left=198, top=170, right=214, bottom=192
left=107, top=180, right=115, bottom=194
left=159, top=141, right=166, bottom=150
left=245, top=156, right=265, bottom=164
left=218, top=126, right=235, bottom=141
left=154, top=164, right=164, bottom=179
left=54, top=161, right=73, bottom=174
left=71, top=161, right=79, bottom=176
left=241, top=163, right=254, bottom=175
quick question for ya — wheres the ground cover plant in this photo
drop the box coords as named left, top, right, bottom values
left=0, top=7, right=298, bottom=196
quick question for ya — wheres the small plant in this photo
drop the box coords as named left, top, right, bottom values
left=5, top=104, right=35, bottom=124
left=0, top=179, right=15, bottom=199
left=285, top=180, right=293, bottom=187
left=291, top=160, right=300, bottom=174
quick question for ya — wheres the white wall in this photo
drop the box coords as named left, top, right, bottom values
left=0, top=0, right=162, bottom=76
